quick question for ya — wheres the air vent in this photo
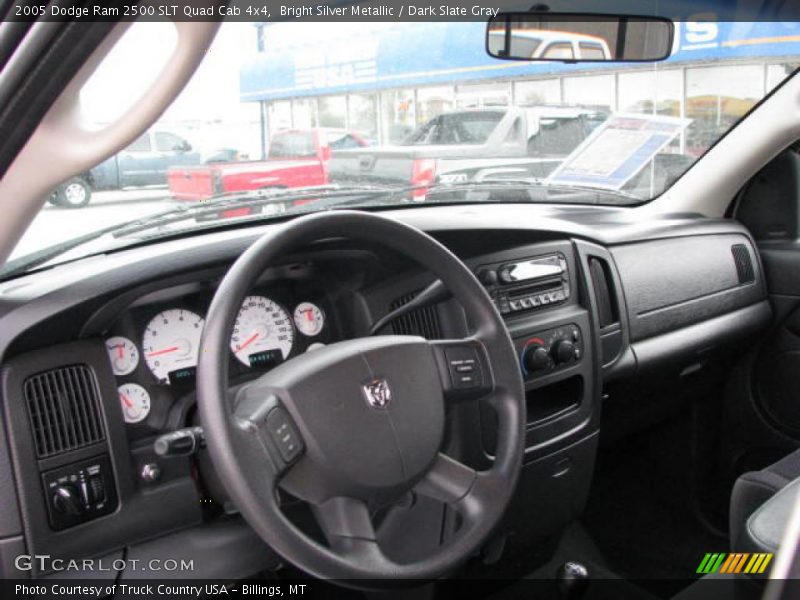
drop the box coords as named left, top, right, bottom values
left=588, top=257, right=619, bottom=329
left=390, top=291, right=443, bottom=339
left=24, top=365, right=105, bottom=459
left=732, top=244, right=755, bottom=284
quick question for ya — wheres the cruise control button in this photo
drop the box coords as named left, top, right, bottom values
left=457, top=374, right=477, bottom=387
left=265, top=407, right=302, bottom=463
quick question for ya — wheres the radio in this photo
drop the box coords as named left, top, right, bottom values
left=477, top=253, right=569, bottom=316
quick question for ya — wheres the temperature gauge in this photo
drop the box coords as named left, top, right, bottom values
left=106, top=336, right=139, bottom=376
left=293, top=302, right=325, bottom=337
left=118, top=383, right=151, bottom=424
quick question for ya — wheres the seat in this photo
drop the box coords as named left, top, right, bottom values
left=671, top=452, right=800, bottom=600
left=730, top=448, right=800, bottom=550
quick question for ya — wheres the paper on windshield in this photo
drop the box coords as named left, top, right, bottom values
left=546, top=113, right=691, bottom=190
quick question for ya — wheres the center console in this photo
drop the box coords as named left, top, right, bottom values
left=467, top=239, right=612, bottom=555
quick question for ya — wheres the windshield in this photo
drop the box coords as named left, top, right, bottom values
left=7, top=20, right=800, bottom=272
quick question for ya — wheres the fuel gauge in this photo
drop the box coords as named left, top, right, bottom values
left=106, top=336, right=140, bottom=376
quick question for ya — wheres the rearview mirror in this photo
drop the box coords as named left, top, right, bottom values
left=487, top=13, right=674, bottom=62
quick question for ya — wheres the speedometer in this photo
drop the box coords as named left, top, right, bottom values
left=142, top=309, right=205, bottom=384
left=230, top=296, right=294, bottom=367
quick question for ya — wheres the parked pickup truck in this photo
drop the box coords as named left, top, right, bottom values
left=167, top=128, right=369, bottom=201
left=50, top=130, right=201, bottom=208
left=328, top=106, right=608, bottom=199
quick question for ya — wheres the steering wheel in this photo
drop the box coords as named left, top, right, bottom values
left=197, top=211, right=525, bottom=580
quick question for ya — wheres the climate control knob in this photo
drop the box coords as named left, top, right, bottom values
left=524, top=345, right=551, bottom=372
left=52, top=485, right=83, bottom=516
left=552, top=339, right=576, bottom=364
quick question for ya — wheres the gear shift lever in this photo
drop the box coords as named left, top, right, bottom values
left=556, top=561, right=589, bottom=600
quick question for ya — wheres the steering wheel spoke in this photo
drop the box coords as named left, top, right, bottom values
left=414, top=453, right=496, bottom=528
left=232, top=388, right=305, bottom=477
left=430, top=338, right=494, bottom=403
left=312, top=497, right=394, bottom=565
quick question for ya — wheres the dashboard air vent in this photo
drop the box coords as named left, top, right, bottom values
left=390, top=291, right=443, bottom=339
left=732, top=244, right=755, bottom=284
left=588, top=257, right=619, bottom=329
left=24, top=365, right=105, bottom=458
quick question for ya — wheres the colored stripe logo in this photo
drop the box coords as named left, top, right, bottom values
left=697, top=553, right=773, bottom=574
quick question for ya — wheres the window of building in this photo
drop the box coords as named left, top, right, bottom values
left=455, top=82, right=510, bottom=108
left=348, top=93, right=378, bottom=141
left=416, top=86, right=455, bottom=125
left=767, top=63, right=800, bottom=92
left=381, top=90, right=415, bottom=143
left=292, top=98, right=318, bottom=129
left=268, top=101, right=293, bottom=131
left=317, top=96, right=346, bottom=128
left=563, top=74, right=615, bottom=111
left=618, top=69, right=682, bottom=116
left=685, top=64, right=764, bottom=156
left=515, top=79, right=561, bottom=105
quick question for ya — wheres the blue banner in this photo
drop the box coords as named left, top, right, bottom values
left=239, top=21, right=800, bottom=102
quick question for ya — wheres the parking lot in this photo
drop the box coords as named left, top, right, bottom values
left=11, top=188, right=182, bottom=261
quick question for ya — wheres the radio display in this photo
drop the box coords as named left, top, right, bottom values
left=503, top=261, right=562, bottom=282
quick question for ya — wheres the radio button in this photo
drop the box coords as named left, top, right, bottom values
left=479, top=269, right=498, bottom=285
left=520, top=298, right=532, bottom=309
left=498, top=268, right=514, bottom=284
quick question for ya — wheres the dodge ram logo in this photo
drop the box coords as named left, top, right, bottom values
left=363, top=378, right=392, bottom=408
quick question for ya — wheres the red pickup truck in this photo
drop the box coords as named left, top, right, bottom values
left=167, top=128, right=369, bottom=201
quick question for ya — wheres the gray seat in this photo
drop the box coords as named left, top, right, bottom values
left=743, top=477, right=799, bottom=555
left=671, top=454, right=800, bottom=600
left=730, top=448, right=800, bottom=550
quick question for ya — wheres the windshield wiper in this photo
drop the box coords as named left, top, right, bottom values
left=0, top=185, right=395, bottom=281
left=0, top=179, right=637, bottom=282
left=108, top=184, right=400, bottom=238
left=109, top=179, right=607, bottom=240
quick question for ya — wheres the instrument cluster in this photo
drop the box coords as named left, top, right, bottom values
left=104, top=287, right=331, bottom=431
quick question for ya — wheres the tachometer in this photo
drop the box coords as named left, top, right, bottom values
left=230, top=296, right=294, bottom=367
left=142, top=309, right=205, bottom=384
left=106, top=336, right=139, bottom=376
left=293, top=302, right=325, bottom=337
left=118, top=383, right=151, bottom=424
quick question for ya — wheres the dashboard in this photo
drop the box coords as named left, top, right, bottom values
left=0, top=202, right=772, bottom=578
left=103, top=281, right=335, bottom=438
